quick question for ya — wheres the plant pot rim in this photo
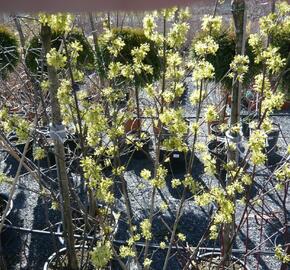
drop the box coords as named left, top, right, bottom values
left=44, top=245, right=137, bottom=270
left=249, top=122, right=280, bottom=132
left=274, top=226, right=290, bottom=248
left=43, top=245, right=90, bottom=270
left=196, top=251, right=250, bottom=270
left=8, top=133, right=33, bottom=144
left=209, top=123, right=227, bottom=137
left=207, top=140, right=226, bottom=149
left=56, top=209, right=119, bottom=245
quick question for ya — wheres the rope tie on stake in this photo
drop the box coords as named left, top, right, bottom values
left=49, top=123, right=66, bottom=143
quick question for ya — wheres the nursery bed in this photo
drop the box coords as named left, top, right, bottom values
left=0, top=108, right=289, bottom=269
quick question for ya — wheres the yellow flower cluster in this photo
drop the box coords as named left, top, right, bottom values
left=46, top=48, right=67, bottom=70
left=90, top=241, right=112, bottom=268
left=194, top=36, right=219, bottom=56
left=248, top=130, right=267, bottom=165
left=119, top=245, right=136, bottom=258
left=201, top=15, right=222, bottom=34
left=205, top=105, right=218, bottom=122
left=229, top=54, right=249, bottom=82
left=81, top=157, right=114, bottom=203
left=39, top=13, right=73, bottom=33
left=192, top=60, right=215, bottom=81
left=141, top=219, right=152, bottom=240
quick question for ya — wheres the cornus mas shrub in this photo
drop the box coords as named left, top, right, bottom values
left=0, top=2, right=290, bottom=270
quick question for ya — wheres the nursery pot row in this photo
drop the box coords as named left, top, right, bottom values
left=6, top=129, right=79, bottom=169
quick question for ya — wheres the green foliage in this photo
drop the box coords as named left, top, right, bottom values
left=97, top=27, right=161, bottom=87
left=272, top=29, right=290, bottom=94
left=25, top=30, right=94, bottom=75
left=192, top=29, right=259, bottom=91
left=0, top=25, right=19, bottom=78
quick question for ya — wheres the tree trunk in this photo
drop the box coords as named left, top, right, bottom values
left=223, top=0, right=246, bottom=266
left=40, top=24, right=78, bottom=270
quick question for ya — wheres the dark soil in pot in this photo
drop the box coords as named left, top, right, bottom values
left=241, top=113, right=258, bottom=139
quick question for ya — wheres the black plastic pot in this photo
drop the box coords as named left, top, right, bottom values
left=0, top=193, right=13, bottom=222
left=159, top=148, right=191, bottom=172
left=34, top=130, right=79, bottom=169
left=195, top=251, right=250, bottom=270
left=33, top=128, right=55, bottom=168
left=266, top=123, right=280, bottom=155
left=207, top=140, right=227, bottom=183
left=242, top=122, right=250, bottom=139
left=122, top=130, right=152, bottom=160
left=241, top=113, right=258, bottom=139
left=34, top=148, right=56, bottom=168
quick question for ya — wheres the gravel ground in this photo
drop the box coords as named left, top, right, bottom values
left=0, top=85, right=289, bottom=269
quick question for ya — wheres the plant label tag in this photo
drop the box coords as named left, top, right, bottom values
left=173, top=154, right=179, bottom=158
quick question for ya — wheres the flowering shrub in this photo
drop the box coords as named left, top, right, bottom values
left=1, top=3, right=289, bottom=270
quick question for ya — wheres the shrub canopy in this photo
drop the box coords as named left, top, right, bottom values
left=97, top=27, right=161, bottom=87
left=192, top=29, right=259, bottom=91
left=272, top=29, right=290, bottom=96
left=0, top=25, right=19, bottom=78
left=25, top=30, right=94, bottom=76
